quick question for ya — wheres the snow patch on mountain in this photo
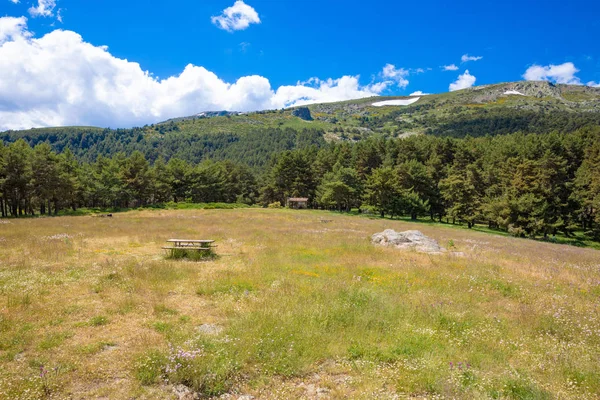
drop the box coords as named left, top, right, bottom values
left=372, top=98, right=420, bottom=107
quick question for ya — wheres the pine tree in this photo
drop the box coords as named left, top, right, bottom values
left=3, top=140, right=33, bottom=216
left=167, top=158, right=192, bottom=203
left=396, top=160, right=435, bottom=220
left=151, top=157, right=173, bottom=204
left=364, top=167, right=398, bottom=218
left=31, top=143, right=60, bottom=215
left=573, top=139, right=600, bottom=238
left=439, top=165, right=481, bottom=228
left=317, top=162, right=362, bottom=211
left=122, top=151, right=151, bottom=207
left=57, top=148, right=81, bottom=212
left=0, top=142, right=6, bottom=217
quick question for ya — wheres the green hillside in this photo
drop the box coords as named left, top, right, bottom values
left=2, top=81, right=600, bottom=166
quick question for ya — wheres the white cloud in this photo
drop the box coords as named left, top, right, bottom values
left=211, top=1, right=260, bottom=32
left=449, top=70, right=476, bottom=91
left=442, top=64, right=459, bottom=71
left=0, top=16, right=30, bottom=44
left=0, top=17, right=386, bottom=131
left=9, top=0, right=20, bottom=4
left=587, top=81, right=600, bottom=88
left=409, top=91, right=430, bottom=96
left=381, top=63, right=409, bottom=89
left=28, top=0, right=56, bottom=17
left=522, top=62, right=581, bottom=85
left=365, top=81, right=391, bottom=93
left=461, top=54, right=483, bottom=63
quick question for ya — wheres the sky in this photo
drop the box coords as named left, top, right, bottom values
left=0, top=0, right=599, bottom=130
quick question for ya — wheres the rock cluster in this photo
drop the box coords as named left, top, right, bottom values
left=291, top=107, right=313, bottom=121
left=371, top=229, right=445, bottom=254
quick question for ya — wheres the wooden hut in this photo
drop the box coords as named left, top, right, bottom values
left=287, top=197, right=308, bottom=209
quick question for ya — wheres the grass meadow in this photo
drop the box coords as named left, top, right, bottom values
left=0, top=209, right=599, bottom=399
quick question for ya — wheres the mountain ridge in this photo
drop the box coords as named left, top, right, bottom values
left=2, top=81, right=599, bottom=165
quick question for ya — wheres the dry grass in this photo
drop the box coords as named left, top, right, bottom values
left=0, top=209, right=599, bottom=399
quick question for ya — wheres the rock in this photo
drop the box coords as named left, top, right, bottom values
left=173, top=384, right=199, bottom=400
left=371, top=229, right=445, bottom=254
left=292, top=107, right=313, bottom=121
left=196, top=323, right=223, bottom=335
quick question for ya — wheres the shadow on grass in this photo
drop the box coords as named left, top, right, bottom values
left=164, top=248, right=219, bottom=262
left=0, top=202, right=254, bottom=220
left=333, top=210, right=600, bottom=251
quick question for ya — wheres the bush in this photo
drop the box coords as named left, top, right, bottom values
left=267, top=202, right=282, bottom=209
left=508, top=224, right=526, bottom=238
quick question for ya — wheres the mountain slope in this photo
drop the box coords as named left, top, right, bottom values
left=2, top=81, right=599, bottom=164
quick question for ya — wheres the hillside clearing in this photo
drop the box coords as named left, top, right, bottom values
left=0, top=208, right=599, bottom=399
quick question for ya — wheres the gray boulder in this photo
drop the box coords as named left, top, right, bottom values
left=292, top=107, right=313, bottom=121
left=371, top=229, right=445, bottom=254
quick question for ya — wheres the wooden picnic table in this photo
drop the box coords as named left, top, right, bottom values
left=162, top=239, right=216, bottom=254
left=167, top=239, right=214, bottom=246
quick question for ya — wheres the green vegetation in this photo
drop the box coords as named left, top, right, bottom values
left=2, top=81, right=600, bottom=398
left=1, top=209, right=598, bottom=398
left=2, top=124, right=600, bottom=244
left=1, top=126, right=326, bottom=166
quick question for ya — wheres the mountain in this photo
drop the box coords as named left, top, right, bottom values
left=2, top=81, right=599, bottom=165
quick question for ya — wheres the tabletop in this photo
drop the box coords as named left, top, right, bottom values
left=167, top=239, right=215, bottom=243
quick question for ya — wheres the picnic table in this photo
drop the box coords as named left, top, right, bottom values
left=162, top=239, right=216, bottom=256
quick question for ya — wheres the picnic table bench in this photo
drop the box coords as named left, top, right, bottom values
left=162, top=239, right=216, bottom=255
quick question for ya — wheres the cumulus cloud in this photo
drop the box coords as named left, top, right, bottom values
left=449, top=70, right=476, bottom=91
left=587, top=81, right=600, bottom=88
left=9, top=0, right=20, bottom=4
left=211, top=1, right=260, bottom=32
left=442, top=64, right=459, bottom=71
left=409, top=91, right=430, bottom=96
left=28, top=0, right=56, bottom=17
left=381, top=63, right=409, bottom=89
left=0, top=17, right=386, bottom=131
left=461, top=54, right=483, bottom=63
left=0, top=16, right=30, bottom=44
left=522, top=62, right=581, bottom=85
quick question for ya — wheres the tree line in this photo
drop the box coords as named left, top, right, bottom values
left=1, top=127, right=326, bottom=167
left=1, top=126, right=600, bottom=240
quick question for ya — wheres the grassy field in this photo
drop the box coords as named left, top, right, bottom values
left=0, top=209, right=599, bottom=399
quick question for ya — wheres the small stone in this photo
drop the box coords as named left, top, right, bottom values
left=196, top=323, right=223, bottom=335
left=173, top=384, right=199, bottom=400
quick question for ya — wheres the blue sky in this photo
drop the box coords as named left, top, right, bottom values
left=0, top=0, right=599, bottom=129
